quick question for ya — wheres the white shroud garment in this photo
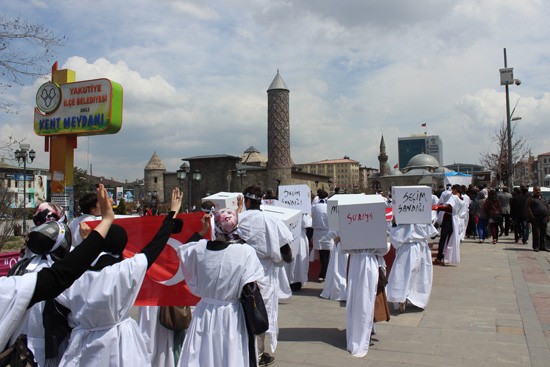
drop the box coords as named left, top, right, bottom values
left=137, top=306, right=176, bottom=367
left=176, top=240, right=264, bottom=367
left=8, top=256, right=56, bottom=366
left=0, top=273, right=37, bottom=351
left=68, top=214, right=97, bottom=249
left=57, top=254, right=150, bottom=367
left=237, top=209, right=293, bottom=353
left=387, top=223, right=438, bottom=309
left=459, top=194, right=471, bottom=241
left=284, top=213, right=312, bottom=286
left=277, top=265, right=292, bottom=300
left=320, top=240, right=349, bottom=301
left=345, top=246, right=388, bottom=358
left=310, top=201, right=334, bottom=260
left=444, top=195, right=464, bottom=264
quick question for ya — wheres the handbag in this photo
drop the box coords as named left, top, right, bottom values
left=158, top=306, right=192, bottom=331
left=240, top=282, right=269, bottom=335
left=0, top=335, right=37, bottom=367
left=374, top=267, right=390, bottom=322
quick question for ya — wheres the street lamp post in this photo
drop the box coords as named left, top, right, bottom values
left=237, top=170, right=246, bottom=190
left=177, top=162, right=201, bottom=211
left=14, top=143, right=36, bottom=235
left=500, top=48, right=521, bottom=190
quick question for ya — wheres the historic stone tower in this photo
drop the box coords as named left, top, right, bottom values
left=267, top=70, right=294, bottom=186
left=144, top=151, right=166, bottom=203
left=378, top=135, right=391, bottom=176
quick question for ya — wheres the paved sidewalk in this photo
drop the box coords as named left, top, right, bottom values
left=273, top=236, right=550, bottom=366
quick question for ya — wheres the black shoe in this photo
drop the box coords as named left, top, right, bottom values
left=541, top=248, right=550, bottom=252
left=534, top=249, right=540, bottom=252
left=259, top=353, right=275, bottom=366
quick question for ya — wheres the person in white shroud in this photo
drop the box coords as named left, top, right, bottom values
left=310, top=190, right=334, bottom=282
left=320, top=233, right=349, bottom=301
left=286, top=212, right=313, bottom=292
left=387, top=221, right=438, bottom=313
left=56, top=188, right=184, bottom=367
left=345, top=242, right=390, bottom=358
left=236, top=186, right=294, bottom=366
left=435, top=185, right=464, bottom=265
left=69, top=192, right=100, bottom=249
left=7, top=220, right=72, bottom=367
left=458, top=186, right=471, bottom=242
left=176, top=208, right=264, bottom=367
left=138, top=214, right=212, bottom=367
left=0, top=184, right=114, bottom=355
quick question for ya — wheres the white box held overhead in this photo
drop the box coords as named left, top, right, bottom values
left=391, top=186, right=432, bottom=224
left=327, top=194, right=366, bottom=232
left=337, top=195, right=387, bottom=250
left=202, top=192, right=241, bottom=212
left=277, top=184, right=312, bottom=213
left=261, top=204, right=302, bottom=254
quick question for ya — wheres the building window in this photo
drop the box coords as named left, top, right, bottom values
left=154, top=176, right=158, bottom=183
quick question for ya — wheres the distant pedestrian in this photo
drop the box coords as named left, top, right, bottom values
left=497, top=187, right=513, bottom=236
left=484, top=190, right=502, bottom=244
left=526, top=185, right=549, bottom=252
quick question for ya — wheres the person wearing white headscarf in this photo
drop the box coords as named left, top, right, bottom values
left=7, top=221, right=72, bottom=366
left=57, top=188, right=183, bottom=367
left=176, top=208, right=264, bottom=367
left=236, top=186, right=293, bottom=366
left=1, top=185, right=114, bottom=355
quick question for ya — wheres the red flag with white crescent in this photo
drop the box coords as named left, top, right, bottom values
left=385, top=207, right=393, bottom=222
left=88, top=212, right=206, bottom=306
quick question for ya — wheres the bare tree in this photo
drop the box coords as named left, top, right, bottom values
left=0, top=15, right=65, bottom=112
left=479, top=120, right=531, bottom=183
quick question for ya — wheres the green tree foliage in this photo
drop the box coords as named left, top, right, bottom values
left=73, top=166, right=95, bottom=214
left=116, top=198, right=127, bottom=215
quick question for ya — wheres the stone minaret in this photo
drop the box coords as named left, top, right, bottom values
left=378, top=135, right=390, bottom=176
left=267, top=70, right=293, bottom=186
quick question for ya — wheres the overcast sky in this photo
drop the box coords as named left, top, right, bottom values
left=2, top=0, right=550, bottom=182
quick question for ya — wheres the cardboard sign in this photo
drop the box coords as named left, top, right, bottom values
left=327, top=194, right=366, bottom=231
left=278, top=184, right=312, bottom=214
left=337, top=195, right=387, bottom=250
left=391, top=186, right=432, bottom=224
left=260, top=205, right=302, bottom=253
left=202, top=192, right=241, bottom=211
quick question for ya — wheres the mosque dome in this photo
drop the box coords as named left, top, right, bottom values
left=406, top=153, right=440, bottom=169
left=389, top=168, right=402, bottom=175
left=240, top=146, right=268, bottom=167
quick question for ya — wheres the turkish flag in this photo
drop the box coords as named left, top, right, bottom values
left=385, top=207, right=393, bottom=222
left=89, top=212, right=206, bottom=306
left=393, top=163, right=398, bottom=169
left=421, top=123, right=427, bottom=127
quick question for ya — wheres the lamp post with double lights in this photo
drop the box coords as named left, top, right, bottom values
left=177, top=162, right=201, bottom=211
left=500, top=48, right=521, bottom=190
left=14, top=143, right=36, bottom=235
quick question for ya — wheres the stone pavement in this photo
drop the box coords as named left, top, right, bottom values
left=272, top=235, right=550, bottom=366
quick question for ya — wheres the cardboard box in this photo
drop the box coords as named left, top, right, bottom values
left=261, top=205, right=302, bottom=253
left=327, top=194, right=366, bottom=231
left=202, top=192, right=241, bottom=212
left=278, top=184, right=312, bottom=213
left=337, top=195, right=387, bottom=250
left=391, top=186, right=432, bottom=224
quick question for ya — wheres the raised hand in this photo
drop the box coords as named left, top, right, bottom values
left=171, top=187, right=183, bottom=213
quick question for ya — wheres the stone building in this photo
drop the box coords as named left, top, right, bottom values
left=296, top=156, right=361, bottom=193
left=144, top=71, right=330, bottom=207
